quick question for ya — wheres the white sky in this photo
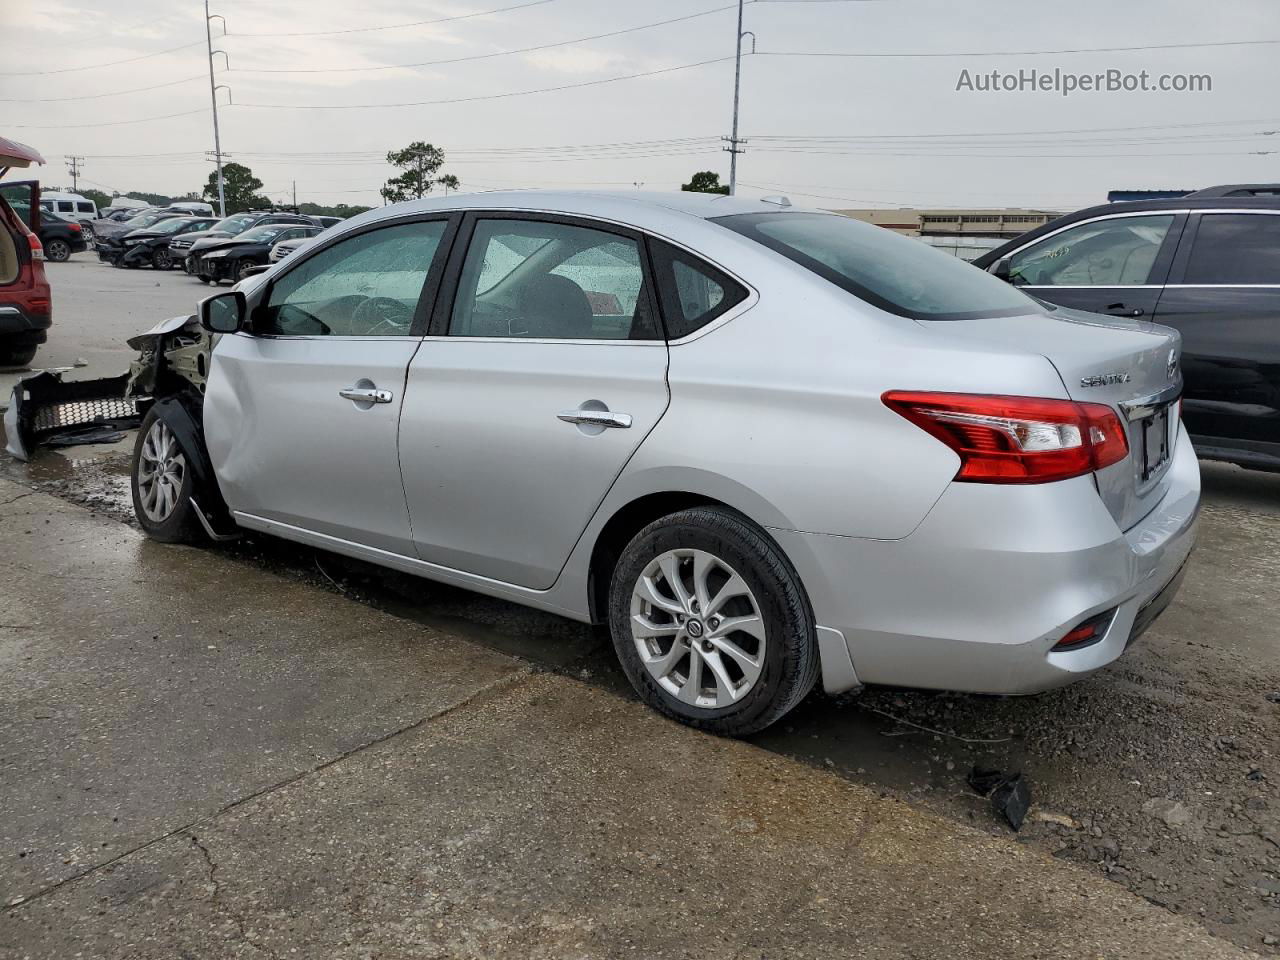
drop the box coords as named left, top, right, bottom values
left=2, top=0, right=1278, bottom=212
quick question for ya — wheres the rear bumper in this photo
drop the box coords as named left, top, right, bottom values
left=0, top=303, right=51, bottom=336
left=774, top=427, right=1201, bottom=696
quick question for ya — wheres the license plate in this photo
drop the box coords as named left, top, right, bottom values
left=1140, top=406, right=1171, bottom=481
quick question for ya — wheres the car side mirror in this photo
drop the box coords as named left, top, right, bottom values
left=991, top=257, right=1013, bottom=282
left=200, top=291, right=246, bottom=334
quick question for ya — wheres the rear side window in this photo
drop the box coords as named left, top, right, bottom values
left=715, top=211, right=1041, bottom=321
left=57, top=201, right=73, bottom=213
left=1183, top=214, right=1280, bottom=284
left=650, top=240, right=748, bottom=339
left=76, top=202, right=94, bottom=213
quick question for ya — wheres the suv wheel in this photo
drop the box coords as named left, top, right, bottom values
left=130, top=409, right=203, bottom=543
left=0, top=343, right=37, bottom=368
left=44, top=238, right=71, bottom=262
left=608, top=506, right=819, bottom=736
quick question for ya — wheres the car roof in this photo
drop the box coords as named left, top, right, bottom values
left=974, top=194, right=1280, bottom=266
left=345, top=189, right=813, bottom=231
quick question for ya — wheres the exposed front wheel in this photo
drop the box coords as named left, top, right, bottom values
left=235, top=259, right=257, bottom=281
left=608, top=506, right=819, bottom=736
left=130, top=410, right=203, bottom=543
left=152, top=249, right=172, bottom=270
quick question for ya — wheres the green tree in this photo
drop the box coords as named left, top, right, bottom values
left=380, top=142, right=458, bottom=204
left=681, top=171, right=729, bottom=195
left=127, top=191, right=174, bottom=206
left=202, top=163, right=270, bottom=213
left=79, top=188, right=111, bottom=211
left=299, top=201, right=374, bottom=219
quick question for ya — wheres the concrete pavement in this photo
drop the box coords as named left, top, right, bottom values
left=0, top=477, right=1255, bottom=958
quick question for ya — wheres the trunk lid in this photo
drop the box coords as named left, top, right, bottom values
left=926, top=306, right=1182, bottom=531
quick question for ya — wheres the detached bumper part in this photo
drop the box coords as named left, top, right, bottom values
left=4, top=372, right=136, bottom=461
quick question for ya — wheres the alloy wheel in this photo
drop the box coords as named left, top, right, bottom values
left=153, top=249, right=171, bottom=270
left=136, top=419, right=186, bottom=523
left=629, top=548, right=766, bottom=708
left=45, top=239, right=70, bottom=262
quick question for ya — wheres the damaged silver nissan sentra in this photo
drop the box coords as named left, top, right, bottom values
left=5, top=191, right=1199, bottom=736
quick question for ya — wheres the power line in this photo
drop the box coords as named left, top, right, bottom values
left=227, top=0, right=561, bottom=38
left=754, top=38, right=1280, bottom=58
left=0, top=73, right=209, bottom=103
left=228, top=4, right=737, bottom=74
left=0, top=39, right=205, bottom=76
left=6, top=108, right=212, bottom=130
left=237, top=56, right=734, bottom=109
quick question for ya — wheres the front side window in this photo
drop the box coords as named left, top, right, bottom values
left=259, top=220, right=447, bottom=337
left=1008, top=215, right=1175, bottom=287
left=1183, top=214, right=1280, bottom=285
left=449, top=219, right=657, bottom=340
left=715, top=211, right=1041, bottom=321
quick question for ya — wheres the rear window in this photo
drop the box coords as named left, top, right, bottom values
left=714, top=211, right=1042, bottom=321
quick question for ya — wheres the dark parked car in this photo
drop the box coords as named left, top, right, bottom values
left=93, top=209, right=186, bottom=248
left=110, top=216, right=220, bottom=270
left=37, top=210, right=88, bottom=263
left=179, top=211, right=316, bottom=278
left=197, top=222, right=323, bottom=283
left=976, top=191, right=1280, bottom=473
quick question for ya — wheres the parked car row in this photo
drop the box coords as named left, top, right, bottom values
left=96, top=207, right=336, bottom=282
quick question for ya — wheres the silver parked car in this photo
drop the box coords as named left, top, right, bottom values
left=125, top=191, right=1199, bottom=735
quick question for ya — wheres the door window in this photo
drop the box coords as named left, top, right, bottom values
left=1008, top=215, right=1175, bottom=286
left=76, top=202, right=94, bottom=214
left=259, top=220, right=447, bottom=337
left=1183, top=214, right=1280, bottom=284
left=449, top=218, right=657, bottom=340
left=650, top=240, right=748, bottom=339
left=57, top=201, right=74, bottom=213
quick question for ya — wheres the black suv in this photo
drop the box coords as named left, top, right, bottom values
left=976, top=186, right=1280, bottom=474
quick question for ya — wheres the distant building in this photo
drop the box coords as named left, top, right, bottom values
left=830, top=208, right=1061, bottom=241
left=1106, top=189, right=1195, bottom=203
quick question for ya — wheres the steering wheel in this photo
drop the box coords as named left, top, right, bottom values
left=352, top=296, right=414, bottom=335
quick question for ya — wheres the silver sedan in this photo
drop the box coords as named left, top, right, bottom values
left=127, top=191, right=1199, bottom=735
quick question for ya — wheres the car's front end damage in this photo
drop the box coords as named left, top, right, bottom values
left=4, top=314, right=209, bottom=461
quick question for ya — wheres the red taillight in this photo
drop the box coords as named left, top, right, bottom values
left=882, top=391, right=1129, bottom=484
left=68, top=221, right=82, bottom=233
left=27, top=234, right=44, bottom=261
left=28, top=297, right=51, bottom=316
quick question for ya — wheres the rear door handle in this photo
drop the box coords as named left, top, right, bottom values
left=557, top=409, right=632, bottom=429
left=1105, top=302, right=1145, bottom=318
left=339, top=386, right=394, bottom=404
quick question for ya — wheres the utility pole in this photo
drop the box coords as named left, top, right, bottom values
left=64, top=156, right=84, bottom=192
left=725, top=0, right=754, bottom=196
left=292, top=180, right=297, bottom=209
left=205, top=0, right=227, bottom=217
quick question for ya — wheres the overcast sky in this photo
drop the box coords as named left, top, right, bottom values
left=2, top=0, right=1277, bottom=212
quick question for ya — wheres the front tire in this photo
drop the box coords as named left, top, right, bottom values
left=608, top=507, right=819, bottom=737
left=130, top=409, right=203, bottom=543
left=152, top=248, right=172, bottom=270
left=235, top=258, right=257, bottom=282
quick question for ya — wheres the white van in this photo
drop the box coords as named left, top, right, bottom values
left=39, top=190, right=97, bottom=225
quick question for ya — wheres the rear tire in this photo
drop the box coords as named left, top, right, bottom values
left=608, top=506, right=819, bottom=737
left=0, top=344, right=37, bottom=368
left=44, top=238, right=71, bottom=263
left=130, top=409, right=204, bottom=544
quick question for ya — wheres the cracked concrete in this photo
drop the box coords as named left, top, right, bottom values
left=0, top=477, right=1259, bottom=958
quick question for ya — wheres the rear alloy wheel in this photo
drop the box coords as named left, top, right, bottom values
left=151, top=248, right=172, bottom=270
left=44, top=238, right=71, bottom=262
left=130, top=410, right=203, bottom=543
left=608, top=506, right=819, bottom=736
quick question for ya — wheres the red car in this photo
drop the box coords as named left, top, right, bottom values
left=0, top=137, right=51, bottom=368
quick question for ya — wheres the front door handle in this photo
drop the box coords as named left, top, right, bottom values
left=557, top=409, right=632, bottom=429
left=1105, top=302, right=1145, bottom=318
left=339, top=386, right=393, bottom=404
